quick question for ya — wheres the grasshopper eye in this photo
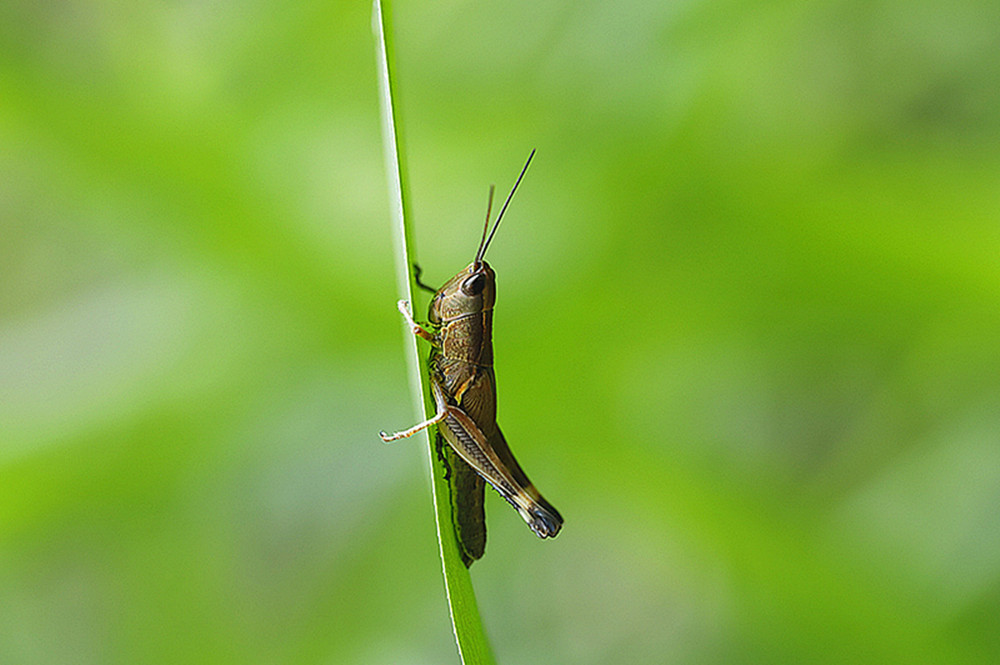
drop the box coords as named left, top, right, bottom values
left=462, top=273, right=486, bottom=296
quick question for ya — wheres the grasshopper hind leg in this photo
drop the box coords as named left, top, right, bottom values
left=523, top=497, right=562, bottom=538
left=496, top=489, right=562, bottom=538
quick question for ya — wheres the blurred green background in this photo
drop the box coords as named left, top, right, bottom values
left=3, top=1, right=999, bottom=663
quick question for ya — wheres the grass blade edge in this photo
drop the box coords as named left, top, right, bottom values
left=372, top=2, right=497, bottom=663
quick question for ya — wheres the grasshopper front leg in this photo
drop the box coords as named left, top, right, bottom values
left=379, top=301, right=442, bottom=442
left=396, top=299, right=435, bottom=343
left=413, top=264, right=438, bottom=295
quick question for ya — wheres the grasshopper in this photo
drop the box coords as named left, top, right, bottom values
left=380, top=150, right=562, bottom=565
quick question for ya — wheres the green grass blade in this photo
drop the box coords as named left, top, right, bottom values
left=372, top=2, right=497, bottom=663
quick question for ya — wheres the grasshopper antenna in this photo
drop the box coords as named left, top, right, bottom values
left=474, top=185, right=496, bottom=268
left=476, top=149, right=535, bottom=265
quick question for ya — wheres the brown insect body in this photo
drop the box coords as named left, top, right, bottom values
left=380, top=151, right=562, bottom=564
left=429, top=260, right=562, bottom=542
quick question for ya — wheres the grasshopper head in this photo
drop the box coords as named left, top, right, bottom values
left=429, top=260, right=496, bottom=323
left=427, top=150, right=534, bottom=325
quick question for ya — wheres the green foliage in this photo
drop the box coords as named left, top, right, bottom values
left=2, top=1, right=1000, bottom=664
